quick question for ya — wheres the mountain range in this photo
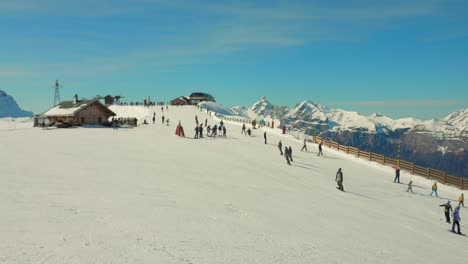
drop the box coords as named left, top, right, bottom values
left=229, top=97, right=467, bottom=178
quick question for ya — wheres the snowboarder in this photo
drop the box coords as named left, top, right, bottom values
left=430, top=182, right=438, bottom=197
left=459, top=194, right=465, bottom=207
left=247, top=128, right=252, bottom=136
left=288, top=146, right=293, bottom=162
left=440, top=201, right=453, bottom=223
left=264, top=132, right=267, bottom=144
left=336, top=168, right=344, bottom=191
left=407, top=181, right=413, bottom=192
left=452, top=206, right=462, bottom=234
left=242, top=123, right=246, bottom=135
left=317, top=142, right=323, bottom=156
left=278, top=140, right=283, bottom=155
left=394, top=167, right=400, bottom=183
left=301, top=139, right=307, bottom=151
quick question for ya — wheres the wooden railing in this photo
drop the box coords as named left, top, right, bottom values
left=313, top=136, right=466, bottom=190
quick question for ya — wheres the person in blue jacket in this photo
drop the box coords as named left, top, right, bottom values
left=452, top=206, right=462, bottom=234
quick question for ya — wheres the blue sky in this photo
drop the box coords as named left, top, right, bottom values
left=1, top=0, right=467, bottom=119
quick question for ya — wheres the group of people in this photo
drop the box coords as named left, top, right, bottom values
left=394, top=167, right=465, bottom=234
left=440, top=197, right=464, bottom=234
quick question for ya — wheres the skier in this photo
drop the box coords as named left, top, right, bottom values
left=264, top=132, right=267, bottom=144
left=452, top=206, right=462, bottom=234
left=440, top=201, right=453, bottom=223
left=336, top=168, right=344, bottom=191
left=220, top=120, right=224, bottom=128
left=301, top=139, right=307, bottom=151
left=430, top=182, right=438, bottom=197
left=166, top=119, right=170, bottom=126
left=394, top=167, right=400, bottom=183
left=205, top=119, right=208, bottom=127
left=194, top=125, right=199, bottom=139
left=162, top=115, right=165, bottom=124
left=222, top=126, right=226, bottom=137
left=284, top=147, right=291, bottom=165
left=278, top=140, right=283, bottom=155
left=212, top=124, right=217, bottom=138
left=152, top=113, right=156, bottom=124
left=288, top=146, right=293, bottom=162
left=459, top=194, right=465, bottom=207
left=242, top=123, right=246, bottom=135
left=317, top=142, right=323, bottom=156
left=247, top=128, right=252, bottom=136
left=207, top=125, right=211, bottom=137
left=407, top=181, right=413, bottom=192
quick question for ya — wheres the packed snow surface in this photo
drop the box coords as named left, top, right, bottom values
left=0, top=105, right=467, bottom=263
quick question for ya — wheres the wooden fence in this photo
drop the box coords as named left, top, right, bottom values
left=314, top=136, right=466, bottom=190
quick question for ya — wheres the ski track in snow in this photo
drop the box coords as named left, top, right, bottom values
left=0, top=105, right=467, bottom=264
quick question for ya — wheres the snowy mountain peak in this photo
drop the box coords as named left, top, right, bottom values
left=442, top=108, right=468, bottom=128
left=294, top=101, right=328, bottom=114
left=0, top=90, right=34, bottom=118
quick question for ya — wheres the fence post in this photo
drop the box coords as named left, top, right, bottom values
left=383, top=155, right=386, bottom=165
left=369, top=152, right=372, bottom=161
left=462, top=177, right=464, bottom=190
left=347, top=146, right=350, bottom=154
left=428, top=168, right=431, bottom=180
left=338, top=144, right=340, bottom=151
left=444, top=173, right=447, bottom=184
left=411, top=163, right=414, bottom=174
left=357, top=149, right=360, bottom=158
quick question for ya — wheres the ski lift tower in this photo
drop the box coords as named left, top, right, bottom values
left=53, top=80, right=63, bottom=106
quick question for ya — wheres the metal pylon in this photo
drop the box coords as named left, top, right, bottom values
left=54, top=80, right=61, bottom=106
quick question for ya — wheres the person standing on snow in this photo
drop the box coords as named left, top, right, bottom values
left=285, top=147, right=291, bottom=165
left=394, top=167, right=400, bottom=183
left=162, top=115, right=165, bottom=124
left=336, top=168, right=344, bottom=191
left=459, top=194, right=465, bottom=207
left=247, top=128, right=252, bottom=136
left=430, top=182, right=438, bottom=197
left=264, top=132, right=267, bottom=144
left=288, top=146, right=293, bottom=162
left=452, top=206, right=462, bottom=234
left=301, top=139, right=307, bottom=151
left=278, top=140, right=283, bottom=155
left=407, top=181, right=413, bottom=192
left=199, top=124, right=204, bottom=138
left=205, top=119, right=208, bottom=127
left=223, top=126, right=226, bottom=137
left=242, top=123, right=246, bottom=135
left=317, top=142, right=323, bottom=156
left=194, top=125, right=199, bottom=139
left=440, top=201, right=453, bottom=223
left=152, top=112, right=156, bottom=124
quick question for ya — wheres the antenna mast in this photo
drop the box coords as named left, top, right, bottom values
left=53, top=80, right=62, bottom=106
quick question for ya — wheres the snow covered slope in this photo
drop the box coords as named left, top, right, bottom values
left=0, top=90, right=33, bottom=118
left=0, top=105, right=466, bottom=263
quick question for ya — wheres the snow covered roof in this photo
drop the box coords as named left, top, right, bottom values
left=41, top=99, right=115, bottom=117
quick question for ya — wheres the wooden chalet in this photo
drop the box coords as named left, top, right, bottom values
left=170, top=96, right=191, bottom=106
left=34, top=95, right=116, bottom=127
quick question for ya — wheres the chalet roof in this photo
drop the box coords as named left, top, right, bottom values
left=41, top=99, right=116, bottom=117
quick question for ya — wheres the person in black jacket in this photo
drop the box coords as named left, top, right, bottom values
left=264, top=132, right=267, bottom=144
left=317, top=142, right=323, bottom=156
left=440, top=201, right=453, bottom=223
left=288, top=146, right=293, bottom=162
left=394, top=167, right=400, bottom=183
left=336, top=168, right=344, bottom=191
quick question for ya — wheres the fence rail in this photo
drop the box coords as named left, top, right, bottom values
left=314, top=136, right=467, bottom=190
